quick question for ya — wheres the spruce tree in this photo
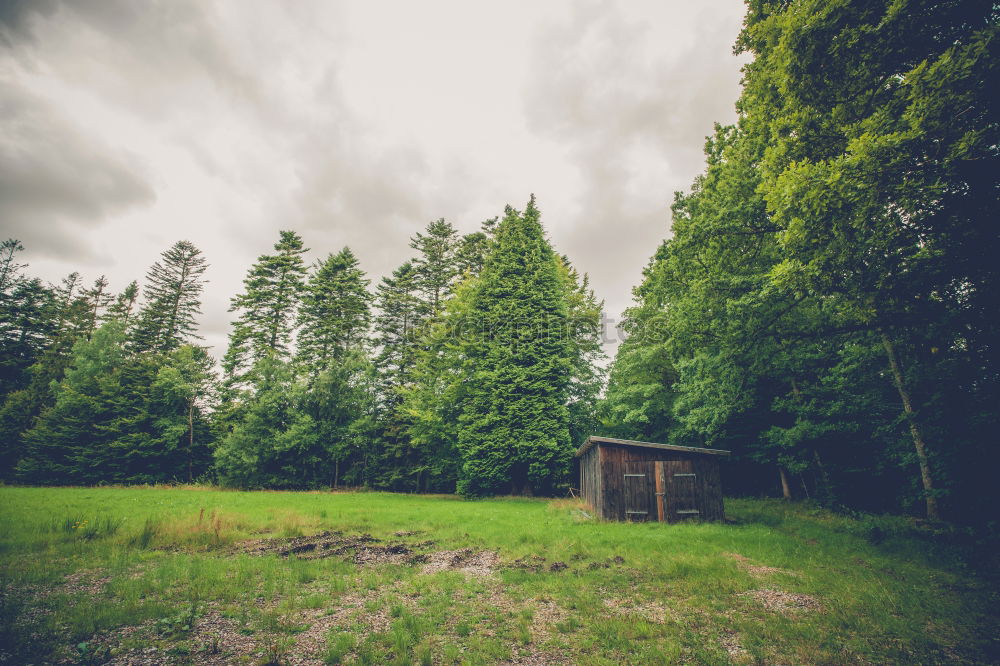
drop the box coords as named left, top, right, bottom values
left=131, top=241, right=209, bottom=353
left=410, top=219, right=459, bottom=316
left=222, top=230, right=308, bottom=388
left=457, top=196, right=571, bottom=496
left=373, top=261, right=423, bottom=405
left=296, top=247, right=371, bottom=375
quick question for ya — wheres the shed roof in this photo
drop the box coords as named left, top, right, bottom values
left=575, top=435, right=731, bottom=458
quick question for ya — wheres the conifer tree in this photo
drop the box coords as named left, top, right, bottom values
left=81, top=276, right=113, bottom=339
left=458, top=197, right=572, bottom=496
left=222, top=230, right=308, bottom=388
left=131, top=241, right=209, bottom=353
left=410, top=219, right=459, bottom=316
left=108, top=281, right=139, bottom=327
left=0, top=240, right=56, bottom=400
left=454, top=217, right=499, bottom=278
left=296, top=247, right=371, bottom=375
left=373, top=261, right=423, bottom=405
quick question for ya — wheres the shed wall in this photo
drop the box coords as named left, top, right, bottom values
left=593, top=443, right=725, bottom=522
left=578, top=445, right=603, bottom=516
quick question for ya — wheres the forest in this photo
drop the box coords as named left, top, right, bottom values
left=1, top=0, right=997, bottom=526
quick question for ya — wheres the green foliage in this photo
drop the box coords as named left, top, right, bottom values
left=603, top=0, right=1000, bottom=520
left=222, top=230, right=309, bottom=390
left=214, top=352, right=376, bottom=489
left=457, top=197, right=572, bottom=497
left=14, top=322, right=213, bottom=485
left=130, top=241, right=209, bottom=354
left=296, top=247, right=372, bottom=374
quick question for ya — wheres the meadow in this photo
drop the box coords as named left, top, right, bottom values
left=0, top=487, right=997, bottom=665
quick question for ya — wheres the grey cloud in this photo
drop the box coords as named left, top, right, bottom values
left=524, top=1, right=747, bottom=324
left=0, top=0, right=58, bottom=45
left=1, top=0, right=747, bottom=364
left=0, top=83, right=155, bottom=262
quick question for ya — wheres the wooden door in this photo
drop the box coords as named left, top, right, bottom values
left=623, top=461, right=654, bottom=521
left=663, top=459, right=701, bottom=522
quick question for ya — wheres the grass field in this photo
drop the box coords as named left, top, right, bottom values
left=1, top=487, right=997, bottom=665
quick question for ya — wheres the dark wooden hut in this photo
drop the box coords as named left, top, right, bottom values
left=576, top=436, right=730, bottom=522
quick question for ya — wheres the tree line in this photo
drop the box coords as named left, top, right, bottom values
left=1, top=0, right=995, bottom=522
left=0, top=196, right=604, bottom=496
left=600, top=0, right=998, bottom=523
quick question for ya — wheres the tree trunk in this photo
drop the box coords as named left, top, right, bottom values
left=879, top=328, right=939, bottom=520
left=779, top=467, right=792, bottom=500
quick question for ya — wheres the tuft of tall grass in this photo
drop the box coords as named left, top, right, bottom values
left=55, top=515, right=124, bottom=541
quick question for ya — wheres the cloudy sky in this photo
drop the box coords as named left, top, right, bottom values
left=1, top=0, right=749, bottom=359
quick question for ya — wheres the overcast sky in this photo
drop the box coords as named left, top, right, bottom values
left=1, top=0, right=749, bottom=359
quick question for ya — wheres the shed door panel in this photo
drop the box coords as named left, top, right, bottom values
left=623, top=461, right=654, bottom=521
left=664, top=460, right=701, bottom=522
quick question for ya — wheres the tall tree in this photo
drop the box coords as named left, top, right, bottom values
left=222, top=230, right=308, bottom=388
left=296, top=247, right=371, bottom=374
left=410, top=218, right=460, bottom=316
left=373, top=261, right=423, bottom=407
left=0, top=240, right=55, bottom=399
left=736, top=0, right=1000, bottom=519
left=458, top=197, right=572, bottom=497
left=131, top=241, right=209, bottom=353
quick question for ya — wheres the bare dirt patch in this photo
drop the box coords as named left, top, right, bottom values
left=420, top=548, right=499, bottom=577
left=59, top=569, right=111, bottom=596
left=726, top=553, right=799, bottom=578
left=719, top=629, right=748, bottom=662
left=744, top=588, right=820, bottom=613
left=237, top=530, right=436, bottom=565
left=602, top=597, right=672, bottom=624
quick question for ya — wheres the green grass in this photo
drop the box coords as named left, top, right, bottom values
left=0, top=486, right=997, bottom=664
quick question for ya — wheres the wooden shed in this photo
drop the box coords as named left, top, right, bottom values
left=576, top=436, right=730, bottom=522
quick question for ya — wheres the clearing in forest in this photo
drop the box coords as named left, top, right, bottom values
left=0, top=487, right=997, bottom=664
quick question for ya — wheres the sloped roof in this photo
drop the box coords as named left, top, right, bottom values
left=575, top=435, right=731, bottom=458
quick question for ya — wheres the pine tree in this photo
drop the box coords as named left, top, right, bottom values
left=410, top=219, right=460, bottom=316
left=222, top=230, right=308, bottom=388
left=131, top=241, right=209, bottom=353
left=373, top=261, right=423, bottom=405
left=81, top=276, right=114, bottom=339
left=458, top=197, right=572, bottom=497
left=108, top=281, right=139, bottom=327
left=296, top=247, right=371, bottom=375
left=454, top=217, right=499, bottom=278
